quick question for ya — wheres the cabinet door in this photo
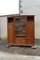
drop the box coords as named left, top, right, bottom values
left=8, top=17, right=15, bottom=44
left=26, top=16, right=34, bottom=46
left=15, top=17, right=26, bottom=45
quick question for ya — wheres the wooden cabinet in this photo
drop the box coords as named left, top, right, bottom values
left=7, top=15, right=35, bottom=46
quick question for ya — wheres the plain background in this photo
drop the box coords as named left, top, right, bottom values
left=0, top=0, right=40, bottom=39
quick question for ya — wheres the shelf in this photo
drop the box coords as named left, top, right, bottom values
left=16, top=35, right=26, bottom=37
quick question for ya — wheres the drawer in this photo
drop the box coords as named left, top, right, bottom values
left=15, top=37, right=26, bottom=45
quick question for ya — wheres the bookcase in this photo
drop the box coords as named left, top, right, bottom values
left=7, top=15, right=35, bottom=46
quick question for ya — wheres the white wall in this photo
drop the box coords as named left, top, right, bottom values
left=0, top=20, right=1, bottom=37
left=20, top=0, right=40, bottom=39
left=0, top=0, right=19, bottom=38
left=0, top=17, right=7, bottom=38
left=0, top=0, right=19, bottom=15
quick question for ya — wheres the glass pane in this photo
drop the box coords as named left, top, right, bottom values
left=8, top=17, right=14, bottom=23
left=15, top=18, right=26, bottom=37
left=27, top=16, right=34, bottom=22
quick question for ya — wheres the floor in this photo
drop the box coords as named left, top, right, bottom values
left=0, top=53, right=40, bottom=60
left=0, top=40, right=40, bottom=60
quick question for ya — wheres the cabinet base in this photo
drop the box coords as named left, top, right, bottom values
left=6, top=43, right=34, bottom=48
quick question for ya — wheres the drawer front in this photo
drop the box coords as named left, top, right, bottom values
left=15, top=37, right=26, bottom=45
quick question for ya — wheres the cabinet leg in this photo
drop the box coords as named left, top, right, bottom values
left=6, top=44, right=11, bottom=47
left=31, top=45, right=37, bottom=49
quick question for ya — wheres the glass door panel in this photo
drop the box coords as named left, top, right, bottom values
left=15, top=17, right=26, bottom=37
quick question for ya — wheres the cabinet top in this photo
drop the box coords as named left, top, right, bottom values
left=0, top=14, right=35, bottom=17
left=7, top=14, right=35, bottom=18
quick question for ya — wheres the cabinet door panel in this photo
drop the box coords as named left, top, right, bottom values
left=8, top=22, right=15, bottom=44
left=26, top=22, right=34, bottom=45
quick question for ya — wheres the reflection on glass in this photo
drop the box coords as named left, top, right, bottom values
left=15, top=18, right=26, bottom=37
